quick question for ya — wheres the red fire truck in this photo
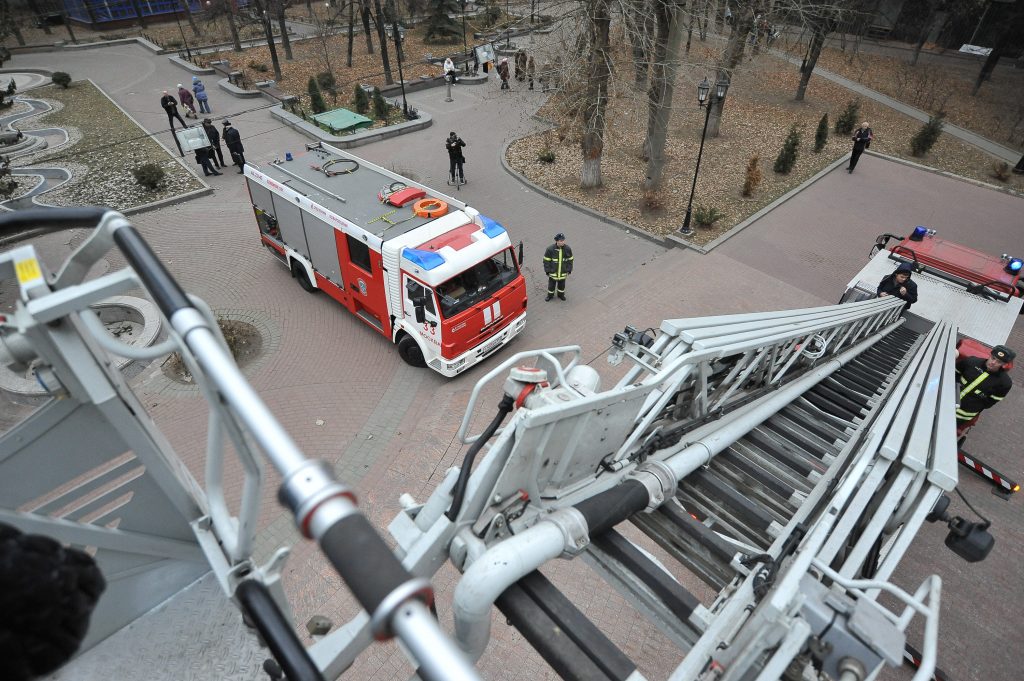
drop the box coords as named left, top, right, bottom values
left=245, top=143, right=528, bottom=377
left=842, top=227, right=1023, bottom=491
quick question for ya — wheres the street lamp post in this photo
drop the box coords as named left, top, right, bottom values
left=681, top=76, right=729, bottom=236
left=461, top=0, right=468, bottom=59
left=390, top=18, right=409, bottom=118
left=174, top=3, right=193, bottom=62
left=505, top=0, right=511, bottom=48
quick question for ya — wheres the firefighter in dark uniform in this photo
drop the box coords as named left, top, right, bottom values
left=955, top=344, right=1015, bottom=436
left=543, top=233, right=573, bottom=301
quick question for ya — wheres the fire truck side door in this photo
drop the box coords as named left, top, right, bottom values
left=404, top=275, right=440, bottom=343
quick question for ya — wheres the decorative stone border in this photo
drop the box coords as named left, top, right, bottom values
left=0, top=295, right=162, bottom=402
left=168, top=55, right=216, bottom=75
left=269, top=104, right=432, bottom=149
left=218, top=77, right=263, bottom=98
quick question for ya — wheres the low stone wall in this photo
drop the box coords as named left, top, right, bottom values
left=269, top=104, right=431, bottom=149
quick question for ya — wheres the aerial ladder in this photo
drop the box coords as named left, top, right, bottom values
left=0, top=209, right=991, bottom=680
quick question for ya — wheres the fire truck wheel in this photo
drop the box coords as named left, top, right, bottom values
left=397, top=335, right=426, bottom=367
left=291, top=261, right=317, bottom=293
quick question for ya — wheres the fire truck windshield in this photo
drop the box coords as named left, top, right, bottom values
left=435, top=248, right=518, bottom=318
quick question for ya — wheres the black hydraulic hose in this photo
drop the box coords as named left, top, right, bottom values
left=112, top=226, right=193, bottom=318
left=235, top=580, right=325, bottom=681
left=0, top=206, right=110, bottom=233
left=445, top=394, right=515, bottom=521
left=573, top=479, right=650, bottom=537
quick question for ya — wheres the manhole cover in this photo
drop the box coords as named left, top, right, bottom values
left=161, top=318, right=264, bottom=384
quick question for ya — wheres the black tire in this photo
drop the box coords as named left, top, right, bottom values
left=397, top=334, right=426, bottom=368
left=292, top=260, right=316, bottom=293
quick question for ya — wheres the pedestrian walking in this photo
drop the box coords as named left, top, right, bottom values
left=195, top=146, right=222, bottom=176
left=497, top=57, right=510, bottom=90
left=446, top=131, right=466, bottom=184
left=223, top=120, right=246, bottom=173
left=177, top=84, right=196, bottom=118
left=543, top=233, right=573, bottom=301
left=527, top=56, right=536, bottom=90
left=515, top=49, right=527, bottom=82
left=203, top=118, right=225, bottom=168
left=848, top=121, right=873, bottom=173
left=160, top=91, right=186, bottom=129
left=192, top=76, right=211, bottom=114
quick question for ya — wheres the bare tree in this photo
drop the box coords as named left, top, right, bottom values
left=275, top=0, right=294, bottom=59
left=371, top=0, right=395, bottom=84
left=347, top=0, right=356, bottom=66
left=362, top=0, right=376, bottom=54
left=580, top=0, right=613, bottom=188
left=623, top=0, right=655, bottom=90
left=252, top=0, right=284, bottom=80
left=643, top=0, right=686, bottom=191
left=706, top=1, right=759, bottom=138
left=179, top=0, right=199, bottom=36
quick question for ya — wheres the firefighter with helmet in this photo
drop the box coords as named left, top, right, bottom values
left=543, top=233, right=573, bottom=301
left=955, top=344, right=1015, bottom=437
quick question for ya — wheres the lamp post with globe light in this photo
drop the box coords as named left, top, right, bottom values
left=680, top=76, right=729, bottom=236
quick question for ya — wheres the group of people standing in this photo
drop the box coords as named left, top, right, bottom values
left=160, top=82, right=245, bottom=178
left=192, top=119, right=246, bottom=177
left=160, top=76, right=212, bottom=129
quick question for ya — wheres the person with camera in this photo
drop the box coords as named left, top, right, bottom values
left=446, top=132, right=466, bottom=184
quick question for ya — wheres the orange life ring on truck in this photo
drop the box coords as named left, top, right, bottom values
left=413, top=198, right=448, bottom=219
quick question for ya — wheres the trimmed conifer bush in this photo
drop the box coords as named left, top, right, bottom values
left=910, top=113, right=945, bottom=157
left=814, top=113, right=828, bottom=152
left=308, top=77, right=327, bottom=114
left=835, top=100, right=859, bottom=135
left=773, top=125, right=801, bottom=174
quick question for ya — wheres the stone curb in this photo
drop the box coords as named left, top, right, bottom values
left=0, top=295, right=161, bottom=401
left=168, top=55, right=216, bottom=75
left=268, top=104, right=432, bottom=149
left=84, top=77, right=214, bottom=209
left=679, top=154, right=853, bottom=254
left=218, top=77, right=263, bottom=98
left=864, top=149, right=1024, bottom=199
left=499, top=115, right=673, bottom=251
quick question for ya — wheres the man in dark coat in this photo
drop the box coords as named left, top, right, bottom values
left=195, top=146, right=222, bottom=176
left=446, top=131, right=466, bottom=184
left=847, top=121, right=873, bottom=173
left=160, top=91, right=186, bottom=129
left=203, top=118, right=225, bottom=168
left=876, top=261, right=918, bottom=310
left=223, top=120, right=245, bottom=173
left=955, top=345, right=1014, bottom=436
left=543, top=232, right=573, bottom=301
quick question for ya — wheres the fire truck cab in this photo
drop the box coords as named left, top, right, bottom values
left=244, top=143, right=527, bottom=377
left=841, top=227, right=1023, bottom=355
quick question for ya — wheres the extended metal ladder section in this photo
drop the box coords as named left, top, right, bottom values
left=378, top=297, right=957, bottom=681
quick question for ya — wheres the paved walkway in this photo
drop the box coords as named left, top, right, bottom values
left=7, top=42, right=1023, bottom=681
left=773, top=50, right=1022, bottom=164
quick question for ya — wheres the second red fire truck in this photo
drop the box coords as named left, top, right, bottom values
left=245, top=142, right=528, bottom=377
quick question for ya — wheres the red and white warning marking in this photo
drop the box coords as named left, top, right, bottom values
left=957, top=450, right=1019, bottom=493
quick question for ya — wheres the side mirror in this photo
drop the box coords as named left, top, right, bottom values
left=517, top=240, right=524, bottom=267
left=412, top=297, right=426, bottom=324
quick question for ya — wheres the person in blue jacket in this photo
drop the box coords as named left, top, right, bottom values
left=192, top=76, right=211, bottom=114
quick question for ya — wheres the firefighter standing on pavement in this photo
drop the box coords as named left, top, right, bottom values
left=955, top=344, right=1015, bottom=436
left=543, top=233, right=573, bottom=301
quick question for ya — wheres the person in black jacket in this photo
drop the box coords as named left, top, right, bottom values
left=847, top=121, right=873, bottom=173
left=160, top=91, right=186, bottom=130
left=955, top=345, right=1014, bottom=435
left=194, top=146, right=222, bottom=176
left=876, top=262, right=917, bottom=310
left=202, top=118, right=225, bottom=168
left=446, top=131, right=466, bottom=184
left=543, top=232, right=573, bottom=301
left=222, top=120, right=245, bottom=173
